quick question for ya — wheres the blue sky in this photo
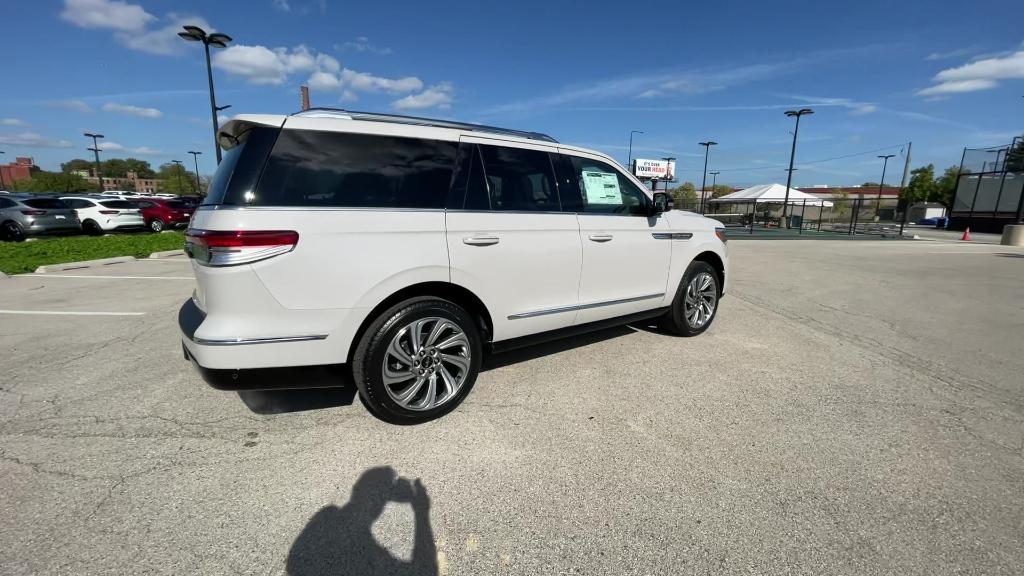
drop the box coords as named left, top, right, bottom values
left=2, top=0, right=1023, bottom=187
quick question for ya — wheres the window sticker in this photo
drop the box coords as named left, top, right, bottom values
left=581, top=170, right=620, bottom=205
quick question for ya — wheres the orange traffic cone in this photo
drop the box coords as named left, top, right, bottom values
left=961, top=227, right=971, bottom=241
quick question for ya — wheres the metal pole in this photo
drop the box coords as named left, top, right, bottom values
left=899, top=141, right=912, bottom=237
left=782, top=115, right=802, bottom=225
left=699, top=146, right=710, bottom=214
left=189, top=151, right=202, bottom=194
left=172, top=160, right=184, bottom=192
left=750, top=201, right=755, bottom=234
left=0, top=151, right=6, bottom=190
left=848, top=197, right=858, bottom=235
left=799, top=198, right=806, bottom=235
left=875, top=155, right=893, bottom=216
left=204, top=42, right=222, bottom=164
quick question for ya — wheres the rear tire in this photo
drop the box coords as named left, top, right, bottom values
left=2, top=220, right=25, bottom=242
left=149, top=218, right=164, bottom=233
left=83, top=220, right=102, bottom=236
left=660, top=260, right=720, bottom=337
left=351, top=297, right=481, bottom=424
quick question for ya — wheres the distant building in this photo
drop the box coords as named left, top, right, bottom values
left=83, top=170, right=161, bottom=194
left=1, top=156, right=41, bottom=185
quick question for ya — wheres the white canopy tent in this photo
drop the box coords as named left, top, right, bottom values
left=708, top=183, right=834, bottom=207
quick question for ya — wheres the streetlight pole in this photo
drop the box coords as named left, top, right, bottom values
left=0, top=151, right=6, bottom=190
left=698, top=141, right=717, bottom=214
left=179, top=26, right=233, bottom=164
left=172, top=160, right=184, bottom=193
left=84, top=132, right=105, bottom=192
left=188, top=151, right=203, bottom=194
left=710, top=171, right=720, bottom=192
left=875, top=154, right=895, bottom=216
left=782, top=108, right=813, bottom=227
left=627, top=130, right=643, bottom=172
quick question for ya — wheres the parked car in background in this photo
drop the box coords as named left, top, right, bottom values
left=0, top=195, right=81, bottom=241
left=176, top=196, right=201, bottom=208
left=60, top=196, right=145, bottom=235
left=133, top=198, right=194, bottom=232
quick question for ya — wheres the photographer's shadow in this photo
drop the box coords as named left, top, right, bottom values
left=287, top=467, right=437, bottom=576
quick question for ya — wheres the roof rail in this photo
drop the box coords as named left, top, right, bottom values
left=290, top=108, right=558, bottom=143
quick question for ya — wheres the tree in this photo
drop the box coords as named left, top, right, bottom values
left=933, top=165, right=962, bottom=209
left=671, top=182, right=698, bottom=209
left=124, top=158, right=156, bottom=178
left=861, top=181, right=881, bottom=187
left=902, top=164, right=937, bottom=205
left=157, top=162, right=198, bottom=195
left=61, top=158, right=95, bottom=175
left=103, top=158, right=129, bottom=178
left=833, top=188, right=851, bottom=217
left=7, top=171, right=92, bottom=193
left=709, top=184, right=733, bottom=198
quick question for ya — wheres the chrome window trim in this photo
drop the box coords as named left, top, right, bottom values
left=508, top=292, right=664, bottom=320
left=191, top=334, right=328, bottom=346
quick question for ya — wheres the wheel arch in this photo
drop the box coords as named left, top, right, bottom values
left=347, top=282, right=494, bottom=365
left=693, top=250, right=725, bottom=291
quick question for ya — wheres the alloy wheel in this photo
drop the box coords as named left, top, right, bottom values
left=381, top=317, right=472, bottom=411
left=684, top=272, right=717, bottom=329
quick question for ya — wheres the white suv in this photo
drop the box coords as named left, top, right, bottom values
left=180, top=110, right=729, bottom=423
left=61, top=196, right=145, bottom=234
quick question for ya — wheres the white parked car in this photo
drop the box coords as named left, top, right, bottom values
left=60, top=196, right=145, bottom=235
left=180, top=110, right=729, bottom=423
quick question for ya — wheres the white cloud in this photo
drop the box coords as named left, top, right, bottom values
left=118, top=13, right=214, bottom=56
left=102, top=102, right=163, bottom=118
left=1, top=118, right=27, bottom=126
left=308, top=70, right=342, bottom=91
left=849, top=104, right=878, bottom=115
left=99, top=141, right=163, bottom=156
left=925, top=47, right=979, bottom=61
left=0, top=132, right=74, bottom=148
left=46, top=99, right=94, bottom=113
left=335, top=36, right=393, bottom=55
left=340, top=90, right=358, bottom=103
left=214, top=44, right=317, bottom=85
left=130, top=146, right=162, bottom=156
left=393, top=83, right=454, bottom=111
left=273, top=0, right=291, bottom=11
left=60, top=0, right=154, bottom=32
left=339, top=68, right=422, bottom=93
left=919, top=49, right=1024, bottom=96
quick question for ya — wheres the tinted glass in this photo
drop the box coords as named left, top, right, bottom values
left=165, top=201, right=187, bottom=209
left=100, top=200, right=135, bottom=209
left=450, top=144, right=492, bottom=211
left=204, top=126, right=280, bottom=206
left=476, top=144, right=559, bottom=211
left=253, top=130, right=456, bottom=208
left=0, top=198, right=15, bottom=208
left=562, top=155, right=650, bottom=215
left=135, top=201, right=154, bottom=208
left=23, top=198, right=69, bottom=209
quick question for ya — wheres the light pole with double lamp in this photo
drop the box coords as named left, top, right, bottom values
left=627, top=130, right=643, bottom=171
left=875, top=154, right=895, bottom=216
left=178, top=25, right=232, bottom=164
left=172, top=160, right=184, bottom=193
left=0, top=151, right=5, bottom=190
left=84, top=132, right=105, bottom=192
left=709, top=171, right=720, bottom=198
left=698, top=141, right=717, bottom=214
left=782, top=108, right=813, bottom=227
left=188, top=151, right=203, bottom=194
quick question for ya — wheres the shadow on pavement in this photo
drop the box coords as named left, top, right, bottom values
left=287, top=467, right=437, bottom=576
left=994, top=252, right=1024, bottom=258
left=482, top=324, right=635, bottom=371
left=237, top=387, right=356, bottom=414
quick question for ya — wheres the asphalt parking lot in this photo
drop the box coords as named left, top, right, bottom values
left=2, top=240, right=1023, bottom=575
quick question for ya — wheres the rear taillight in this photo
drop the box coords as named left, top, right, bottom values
left=98, top=210, right=119, bottom=215
left=20, top=210, right=46, bottom=216
left=185, top=229, right=299, bottom=267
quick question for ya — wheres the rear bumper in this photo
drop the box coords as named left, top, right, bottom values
left=26, top=222, right=81, bottom=235
left=178, top=298, right=347, bottom=391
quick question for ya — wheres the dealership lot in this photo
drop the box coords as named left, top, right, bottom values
left=1, top=241, right=1023, bottom=575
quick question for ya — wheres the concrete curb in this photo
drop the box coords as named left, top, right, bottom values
left=148, top=249, right=186, bottom=259
left=0, top=271, right=8, bottom=280
left=35, top=256, right=136, bottom=274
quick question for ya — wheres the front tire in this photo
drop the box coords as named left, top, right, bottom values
left=660, top=261, right=720, bottom=336
left=352, top=297, right=482, bottom=424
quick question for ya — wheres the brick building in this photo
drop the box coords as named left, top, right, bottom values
left=0, top=156, right=41, bottom=187
left=81, top=170, right=162, bottom=194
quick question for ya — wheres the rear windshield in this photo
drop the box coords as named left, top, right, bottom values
left=99, top=200, right=136, bottom=209
left=23, top=198, right=69, bottom=209
left=165, top=201, right=188, bottom=209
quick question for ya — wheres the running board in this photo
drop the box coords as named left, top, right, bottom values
left=489, top=307, right=668, bottom=354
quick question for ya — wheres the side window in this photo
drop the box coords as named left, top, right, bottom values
left=475, top=144, right=559, bottom=212
left=563, top=155, right=650, bottom=215
left=136, top=201, right=154, bottom=208
left=0, top=198, right=15, bottom=208
left=254, top=130, right=456, bottom=208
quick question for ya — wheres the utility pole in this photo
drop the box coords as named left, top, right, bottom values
left=0, top=151, right=6, bottom=190
left=84, top=132, right=105, bottom=192
left=698, top=141, right=717, bottom=213
left=875, top=154, right=895, bottom=216
left=188, top=151, right=203, bottom=194
left=899, top=142, right=913, bottom=233
left=627, top=130, right=643, bottom=171
left=172, top=160, right=184, bottom=193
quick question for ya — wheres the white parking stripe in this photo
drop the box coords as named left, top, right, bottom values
left=0, top=310, right=145, bottom=316
left=15, top=274, right=194, bottom=280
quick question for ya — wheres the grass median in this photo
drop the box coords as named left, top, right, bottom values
left=0, top=231, right=186, bottom=275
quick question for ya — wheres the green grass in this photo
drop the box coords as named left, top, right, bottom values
left=0, top=231, right=186, bottom=275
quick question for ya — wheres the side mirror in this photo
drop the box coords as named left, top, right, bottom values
left=652, top=192, right=674, bottom=214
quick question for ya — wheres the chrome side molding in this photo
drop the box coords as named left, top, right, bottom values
left=509, top=293, right=664, bottom=320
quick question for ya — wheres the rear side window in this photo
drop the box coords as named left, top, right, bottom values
left=253, top=130, right=456, bottom=208
left=0, top=198, right=15, bottom=208
left=99, top=200, right=135, bottom=209
left=204, top=126, right=280, bottom=206
left=23, top=198, right=69, bottom=209
left=470, top=144, right=559, bottom=212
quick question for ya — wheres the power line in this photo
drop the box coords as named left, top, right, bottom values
left=712, top=143, right=908, bottom=173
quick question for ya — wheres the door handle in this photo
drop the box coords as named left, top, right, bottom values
left=463, top=236, right=500, bottom=246
left=588, top=234, right=613, bottom=242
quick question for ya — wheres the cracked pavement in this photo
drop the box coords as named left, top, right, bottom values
left=1, top=241, right=1022, bottom=575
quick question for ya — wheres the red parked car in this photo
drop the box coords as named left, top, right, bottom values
left=133, top=198, right=194, bottom=232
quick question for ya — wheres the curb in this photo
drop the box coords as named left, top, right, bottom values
left=0, top=271, right=7, bottom=280
left=149, top=249, right=186, bottom=259
left=35, top=256, right=136, bottom=274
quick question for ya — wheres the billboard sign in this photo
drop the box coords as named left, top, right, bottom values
left=633, top=158, right=676, bottom=181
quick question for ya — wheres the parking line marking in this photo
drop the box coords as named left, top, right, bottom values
left=15, top=274, right=194, bottom=280
left=0, top=310, right=145, bottom=316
